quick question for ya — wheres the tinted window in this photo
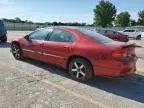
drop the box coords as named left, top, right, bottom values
left=78, top=29, right=113, bottom=43
left=106, top=30, right=116, bottom=35
left=29, top=29, right=52, bottom=40
left=124, top=30, right=135, bottom=32
left=49, top=29, right=75, bottom=42
left=96, top=30, right=106, bottom=35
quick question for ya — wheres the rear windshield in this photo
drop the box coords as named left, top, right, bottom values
left=77, top=29, right=113, bottom=43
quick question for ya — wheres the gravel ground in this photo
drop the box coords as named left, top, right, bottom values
left=0, top=31, right=144, bottom=108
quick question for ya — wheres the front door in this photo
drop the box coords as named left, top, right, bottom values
left=21, top=29, right=51, bottom=60
left=42, top=29, right=75, bottom=67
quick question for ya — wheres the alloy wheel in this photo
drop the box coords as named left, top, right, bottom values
left=12, top=45, right=21, bottom=59
left=71, top=62, right=86, bottom=79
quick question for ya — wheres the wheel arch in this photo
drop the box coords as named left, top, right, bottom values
left=137, top=34, right=141, bottom=37
left=136, top=35, right=141, bottom=40
left=67, top=55, right=93, bottom=70
left=11, top=41, right=23, bottom=52
left=11, top=41, right=21, bottom=47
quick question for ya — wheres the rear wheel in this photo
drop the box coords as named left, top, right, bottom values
left=136, top=35, right=141, bottom=40
left=11, top=43, right=23, bottom=60
left=1, top=35, right=7, bottom=43
left=69, top=58, right=93, bottom=82
left=113, top=38, right=118, bottom=41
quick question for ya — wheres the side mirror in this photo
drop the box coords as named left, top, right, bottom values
left=24, top=35, right=30, bottom=41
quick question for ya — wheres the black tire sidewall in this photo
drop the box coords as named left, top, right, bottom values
left=136, top=35, right=141, bottom=40
left=69, top=58, right=93, bottom=82
left=113, top=38, right=118, bottom=41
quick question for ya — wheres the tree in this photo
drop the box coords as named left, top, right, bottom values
left=93, top=0, right=116, bottom=27
left=138, top=10, right=144, bottom=25
left=115, top=12, right=130, bottom=27
left=15, top=17, right=21, bottom=23
left=130, top=19, right=137, bottom=26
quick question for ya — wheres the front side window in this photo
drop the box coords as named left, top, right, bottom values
left=49, top=29, right=75, bottom=42
left=124, top=30, right=128, bottom=32
left=29, top=29, right=52, bottom=40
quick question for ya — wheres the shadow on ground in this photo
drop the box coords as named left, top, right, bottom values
left=0, top=42, right=11, bottom=48
left=23, top=58, right=144, bottom=103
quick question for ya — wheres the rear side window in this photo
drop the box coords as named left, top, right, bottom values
left=96, top=30, right=106, bottom=35
left=29, top=29, right=51, bottom=40
left=49, top=29, right=75, bottom=42
left=105, top=30, right=116, bottom=35
left=78, top=29, right=113, bottom=43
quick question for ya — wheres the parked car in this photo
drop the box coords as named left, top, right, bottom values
left=122, top=29, right=143, bottom=40
left=142, top=32, right=144, bottom=38
left=96, top=29, right=129, bottom=42
left=0, top=19, right=7, bottom=42
left=11, top=26, right=137, bottom=82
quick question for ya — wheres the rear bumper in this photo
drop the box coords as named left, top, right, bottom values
left=119, top=37, right=129, bottom=42
left=93, top=57, right=137, bottom=77
left=125, top=38, right=129, bottom=42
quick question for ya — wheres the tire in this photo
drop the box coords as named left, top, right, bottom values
left=11, top=43, right=23, bottom=60
left=136, top=35, right=141, bottom=40
left=69, top=58, right=93, bottom=82
left=125, top=39, right=129, bottom=42
left=113, top=38, right=118, bottom=41
left=1, top=35, right=7, bottom=43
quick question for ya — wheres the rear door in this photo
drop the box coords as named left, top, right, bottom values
left=42, top=29, right=75, bottom=67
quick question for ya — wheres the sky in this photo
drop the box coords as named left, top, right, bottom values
left=0, top=0, right=144, bottom=24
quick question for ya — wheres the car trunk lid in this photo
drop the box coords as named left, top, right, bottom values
left=105, top=42, right=136, bottom=58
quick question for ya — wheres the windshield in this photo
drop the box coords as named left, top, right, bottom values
left=77, top=29, right=113, bottom=43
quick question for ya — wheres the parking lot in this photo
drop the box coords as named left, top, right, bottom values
left=0, top=31, right=144, bottom=108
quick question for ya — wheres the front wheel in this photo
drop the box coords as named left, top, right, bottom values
left=11, top=43, right=23, bottom=60
left=136, top=35, right=141, bottom=40
left=69, top=58, right=93, bottom=82
left=113, top=38, right=119, bottom=41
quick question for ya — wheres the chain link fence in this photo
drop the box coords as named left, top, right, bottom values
left=4, top=22, right=38, bottom=31
left=3, top=22, right=144, bottom=32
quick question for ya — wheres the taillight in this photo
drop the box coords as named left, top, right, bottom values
left=112, top=48, right=128, bottom=57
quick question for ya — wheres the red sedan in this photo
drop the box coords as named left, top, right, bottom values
left=11, top=26, right=137, bottom=82
left=96, top=29, right=129, bottom=42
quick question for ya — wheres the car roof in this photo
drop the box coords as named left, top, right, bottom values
left=42, top=26, right=94, bottom=31
left=124, top=29, right=137, bottom=31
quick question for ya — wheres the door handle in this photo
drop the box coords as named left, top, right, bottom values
left=64, top=46, right=70, bottom=48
